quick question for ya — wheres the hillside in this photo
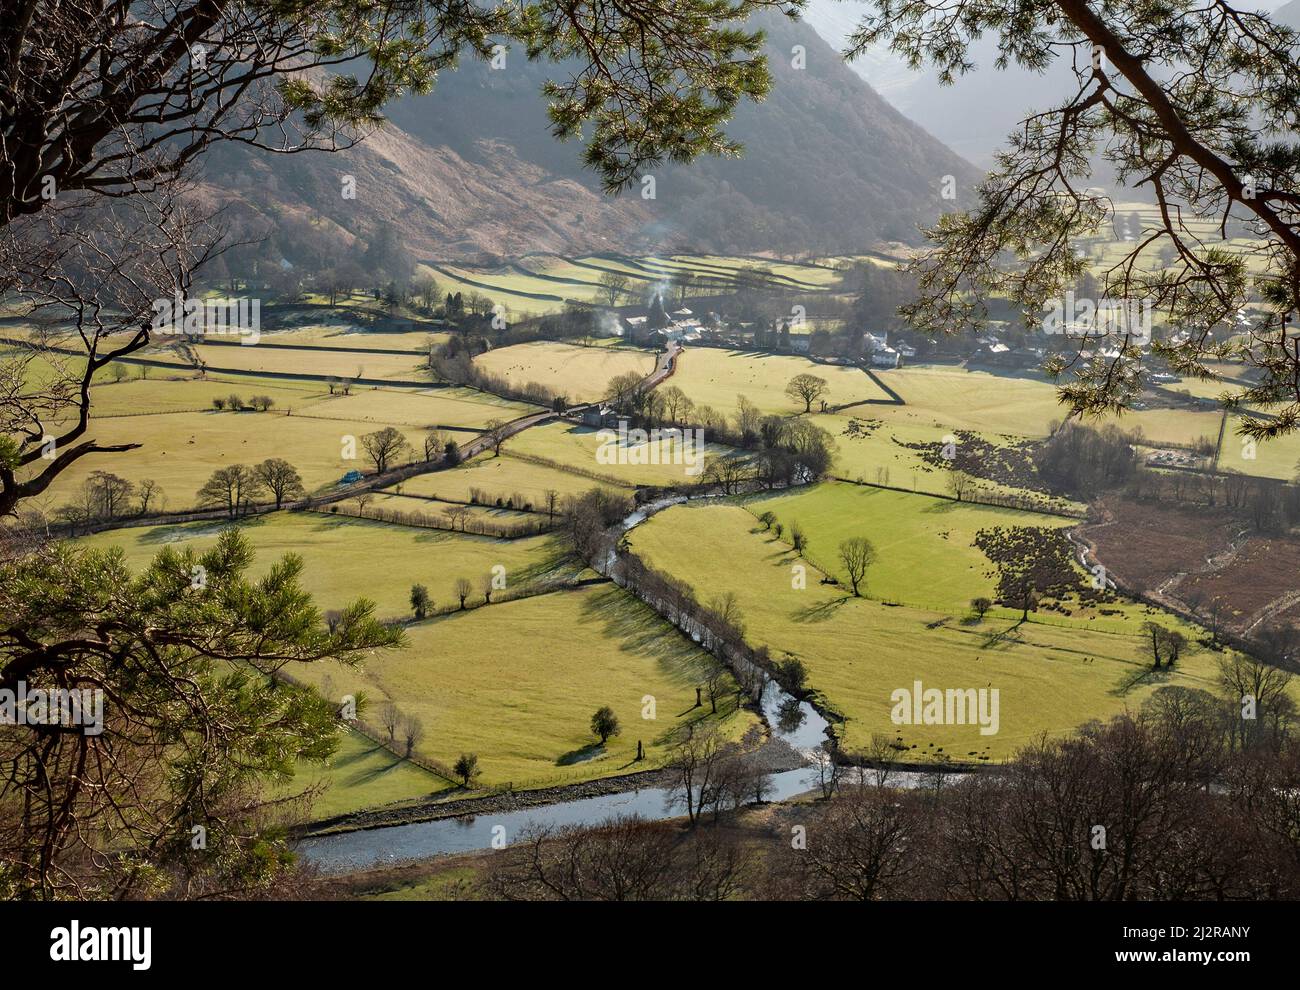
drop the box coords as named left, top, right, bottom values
left=198, top=11, right=976, bottom=262
left=808, top=0, right=1300, bottom=168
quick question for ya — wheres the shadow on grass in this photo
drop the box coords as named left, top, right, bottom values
left=978, top=621, right=1029, bottom=650
left=577, top=585, right=713, bottom=683
left=1111, top=664, right=1176, bottom=697
left=135, top=517, right=261, bottom=545
left=557, top=742, right=605, bottom=766
left=790, top=596, right=851, bottom=624
left=336, top=744, right=417, bottom=788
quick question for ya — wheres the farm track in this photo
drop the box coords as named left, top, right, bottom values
left=1243, top=589, right=1300, bottom=636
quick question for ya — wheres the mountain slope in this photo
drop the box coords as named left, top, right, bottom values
left=808, top=0, right=1299, bottom=167
left=200, top=11, right=976, bottom=262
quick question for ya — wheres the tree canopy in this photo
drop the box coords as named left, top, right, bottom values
left=846, top=1, right=1300, bottom=436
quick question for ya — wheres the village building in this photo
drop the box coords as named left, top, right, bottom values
left=581, top=404, right=620, bottom=429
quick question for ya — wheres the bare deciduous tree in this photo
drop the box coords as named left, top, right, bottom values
left=361, top=427, right=412, bottom=474
left=785, top=373, right=829, bottom=413
left=838, top=536, right=876, bottom=597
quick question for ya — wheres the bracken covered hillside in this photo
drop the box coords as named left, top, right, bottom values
left=195, top=11, right=977, bottom=262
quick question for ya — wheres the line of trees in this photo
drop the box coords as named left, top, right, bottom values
left=51, top=471, right=166, bottom=533
left=196, top=459, right=306, bottom=517
left=1038, top=420, right=1300, bottom=534
left=212, top=394, right=276, bottom=412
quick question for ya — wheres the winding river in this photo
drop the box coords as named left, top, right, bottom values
left=297, top=488, right=942, bottom=874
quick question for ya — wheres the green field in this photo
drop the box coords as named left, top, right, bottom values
left=628, top=498, right=1235, bottom=760
left=256, top=326, right=448, bottom=352
left=192, top=343, right=430, bottom=381
left=86, top=372, right=328, bottom=416
left=1217, top=413, right=1299, bottom=479
left=288, top=584, right=754, bottom=787
left=749, top=482, right=1075, bottom=612
left=472, top=341, right=656, bottom=403
left=31, top=409, right=447, bottom=509
left=361, top=493, right=541, bottom=529
left=291, top=385, right=538, bottom=430
left=874, top=365, right=1222, bottom=447
left=874, top=366, right=1066, bottom=436
left=504, top=420, right=738, bottom=487
left=78, top=512, right=577, bottom=619
left=672, top=349, right=890, bottom=416
left=288, top=727, right=450, bottom=819
left=392, top=451, right=632, bottom=504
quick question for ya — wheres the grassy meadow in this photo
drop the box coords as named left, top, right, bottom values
left=627, top=496, right=1245, bottom=760
left=472, top=341, right=656, bottom=403
left=392, top=452, right=632, bottom=504
left=289, top=728, right=451, bottom=819
left=504, top=420, right=738, bottom=487
left=288, top=585, right=755, bottom=788
left=192, top=343, right=431, bottom=381
left=748, top=482, right=1075, bottom=612
left=672, top=349, right=891, bottom=415
left=29, top=409, right=448, bottom=509
left=77, top=512, right=578, bottom=620
left=292, top=385, right=538, bottom=430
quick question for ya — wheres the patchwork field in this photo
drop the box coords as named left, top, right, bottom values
left=628, top=499, right=1240, bottom=760
left=472, top=341, right=656, bottom=403
left=78, top=512, right=577, bottom=620
left=673, top=349, right=891, bottom=415
left=667, top=254, right=845, bottom=288
left=504, top=420, right=738, bottom=487
left=748, top=482, right=1075, bottom=612
left=30, top=409, right=443, bottom=510
left=192, top=343, right=431, bottom=381
left=289, top=585, right=754, bottom=788
left=1216, top=413, right=1299, bottom=479
left=1080, top=200, right=1269, bottom=275
left=392, top=452, right=632, bottom=504
left=411, top=253, right=845, bottom=318
left=292, top=386, right=538, bottom=430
